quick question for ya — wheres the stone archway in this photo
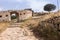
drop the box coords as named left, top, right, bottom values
left=10, top=11, right=19, bottom=22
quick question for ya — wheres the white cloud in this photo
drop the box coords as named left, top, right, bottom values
left=0, top=6, right=6, bottom=11
left=0, top=7, right=3, bottom=11
left=26, top=0, right=49, bottom=12
left=15, top=0, right=49, bottom=12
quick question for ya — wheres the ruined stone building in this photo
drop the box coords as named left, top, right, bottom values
left=0, top=9, right=33, bottom=22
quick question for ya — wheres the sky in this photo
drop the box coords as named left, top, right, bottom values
left=0, top=0, right=60, bottom=12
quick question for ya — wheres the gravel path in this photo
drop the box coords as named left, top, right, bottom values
left=0, top=27, right=38, bottom=40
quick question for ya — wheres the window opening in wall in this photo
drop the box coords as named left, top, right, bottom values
left=0, top=15, right=2, bottom=17
left=20, top=13, right=22, bottom=15
left=6, top=15, right=8, bottom=17
left=24, top=13, right=25, bottom=15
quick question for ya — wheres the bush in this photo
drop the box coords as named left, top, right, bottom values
left=32, top=21, right=60, bottom=40
left=11, top=16, right=17, bottom=19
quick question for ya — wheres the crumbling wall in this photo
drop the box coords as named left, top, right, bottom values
left=19, top=10, right=32, bottom=21
left=0, top=11, right=11, bottom=22
left=0, top=9, right=32, bottom=22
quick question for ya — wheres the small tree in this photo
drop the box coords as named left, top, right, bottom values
left=44, top=4, right=56, bottom=13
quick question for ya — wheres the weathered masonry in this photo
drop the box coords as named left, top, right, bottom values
left=0, top=9, right=33, bottom=22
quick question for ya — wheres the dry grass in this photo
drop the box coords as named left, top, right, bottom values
left=31, top=14, right=60, bottom=40
left=20, top=12, right=60, bottom=28
left=20, top=18, right=40, bottom=28
left=0, top=22, right=9, bottom=33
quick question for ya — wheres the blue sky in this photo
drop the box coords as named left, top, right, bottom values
left=0, top=0, right=60, bottom=12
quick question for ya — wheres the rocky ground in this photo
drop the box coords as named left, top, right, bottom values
left=0, top=27, right=40, bottom=40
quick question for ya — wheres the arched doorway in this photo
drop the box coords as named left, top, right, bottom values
left=10, top=11, right=19, bottom=22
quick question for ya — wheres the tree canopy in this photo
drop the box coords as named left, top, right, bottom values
left=44, top=4, right=56, bottom=11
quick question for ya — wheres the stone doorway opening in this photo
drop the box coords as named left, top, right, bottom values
left=10, top=11, right=19, bottom=22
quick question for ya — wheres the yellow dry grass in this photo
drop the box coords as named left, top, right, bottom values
left=20, top=12, right=60, bottom=28
left=0, top=22, right=9, bottom=33
left=20, top=18, right=40, bottom=28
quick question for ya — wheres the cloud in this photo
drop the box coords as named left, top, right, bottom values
left=0, top=7, right=4, bottom=11
left=14, top=0, right=49, bottom=12
left=26, top=0, right=49, bottom=12
left=0, top=0, right=55, bottom=12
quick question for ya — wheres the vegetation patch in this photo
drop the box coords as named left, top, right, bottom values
left=32, top=16, right=60, bottom=40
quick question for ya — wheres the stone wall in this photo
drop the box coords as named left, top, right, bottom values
left=0, top=9, right=33, bottom=22
left=18, top=10, right=32, bottom=21
left=0, top=11, right=11, bottom=22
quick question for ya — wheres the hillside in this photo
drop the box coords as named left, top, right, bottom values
left=0, top=12, right=60, bottom=40
left=32, top=12, right=60, bottom=40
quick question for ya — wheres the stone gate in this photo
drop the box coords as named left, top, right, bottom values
left=0, top=9, right=33, bottom=22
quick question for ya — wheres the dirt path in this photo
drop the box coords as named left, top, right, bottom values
left=0, top=27, right=39, bottom=40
